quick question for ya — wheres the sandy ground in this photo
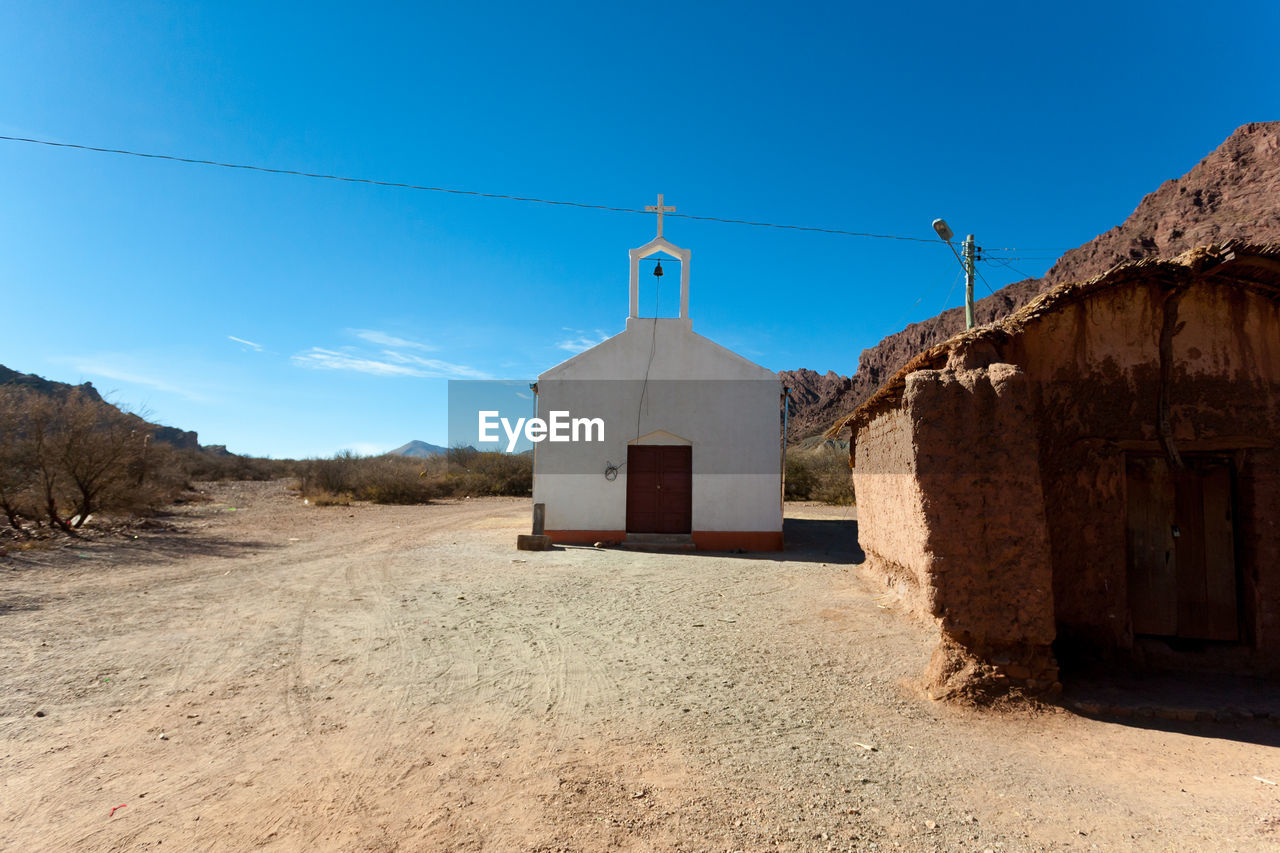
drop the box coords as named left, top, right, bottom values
left=2, top=481, right=1279, bottom=852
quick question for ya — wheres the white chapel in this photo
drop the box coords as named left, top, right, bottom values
left=531, top=196, right=784, bottom=550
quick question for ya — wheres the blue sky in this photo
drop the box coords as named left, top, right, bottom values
left=1, top=1, right=1276, bottom=457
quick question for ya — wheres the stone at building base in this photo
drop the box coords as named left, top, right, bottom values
left=516, top=534, right=553, bottom=551
left=544, top=529, right=783, bottom=551
left=925, top=637, right=1061, bottom=704
left=620, top=533, right=696, bottom=553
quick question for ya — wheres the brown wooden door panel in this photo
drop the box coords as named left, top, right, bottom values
left=1126, top=454, right=1239, bottom=642
left=657, top=446, right=691, bottom=533
left=1126, top=456, right=1178, bottom=636
left=1196, top=460, right=1239, bottom=642
left=626, top=446, right=660, bottom=533
left=1173, top=467, right=1211, bottom=639
left=625, top=445, right=692, bottom=534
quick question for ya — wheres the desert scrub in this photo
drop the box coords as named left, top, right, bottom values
left=784, top=442, right=854, bottom=505
left=295, top=449, right=531, bottom=505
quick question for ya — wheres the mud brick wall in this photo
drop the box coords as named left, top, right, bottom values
left=851, top=408, right=932, bottom=617
left=1008, top=279, right=1280, bottom=672
left=854, top=272, right=1280, bottom=687
left=855, top=359, right=1059, bottom=689
left=907, top=362, right=1057, bottom=679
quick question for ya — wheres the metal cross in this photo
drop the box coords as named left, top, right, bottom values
left=644, top=193, right=676, bottom=238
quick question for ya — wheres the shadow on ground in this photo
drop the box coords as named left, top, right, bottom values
left=693, top=517, right=863, bottom=565
left=558, top=517, right=864, bottom=564
left=0, top=594, right=44, bottom=616
left=1061, top=669, right=1280, bottom=747
left=1, top=533, right=279, bottom=573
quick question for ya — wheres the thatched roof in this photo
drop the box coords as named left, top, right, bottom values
left=825, top=241, right=1280, bottom=439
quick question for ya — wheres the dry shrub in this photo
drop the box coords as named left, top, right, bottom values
left=178, top=449, right=286, bottom=482
left=440, top=447, right=532, bottom=497
left=294, top=448, right=532, bottom=505
left=307, top=489, right=352, bottom=507
left=0, top=386, right=189, bottom=535
left=356, top=456, right=442, bottom=504
left=296, top=453, right=439, bottom=505
left=784, top=443, right=854, bottom=505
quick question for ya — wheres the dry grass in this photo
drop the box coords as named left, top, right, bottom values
left=784, top=442, right=854, bottom=504
left=295, top=448, right=531, bottom=505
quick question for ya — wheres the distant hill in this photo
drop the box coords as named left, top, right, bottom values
left=0, top=364, right=201, bottom=450
left=781, top=120, right=1280, bottom=441
left=388, top=440, right=449, bottom=458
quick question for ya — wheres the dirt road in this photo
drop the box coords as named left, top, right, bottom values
left=2, top=481, right=1278, bottom=851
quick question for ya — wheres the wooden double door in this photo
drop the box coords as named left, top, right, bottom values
left=625, top=445, right=692, bottom=534
left=1125, top=454, right=1240, bottom=642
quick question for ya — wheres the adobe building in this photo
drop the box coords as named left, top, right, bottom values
left=532, top=197, right=784, bottom=551
left=833, top=242, right=1280, bottom=697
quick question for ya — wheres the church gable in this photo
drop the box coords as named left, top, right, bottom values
left=541, top=322, right=775, bottom=381
left=541, top=194, right=776, bottom=384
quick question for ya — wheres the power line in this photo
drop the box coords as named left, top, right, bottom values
left=943, top=239, right=967, bottom=271
left=982, top=255, right=1059, bottom=261
left=2, top=134, right=956, bottom=245
left=983, top=246, right=1075, bottom=252
left=940, top=269, right=964, bottom=313
left=888, top=268, right=962, bottom=334
left=986, top=257, right=1040, bottom=281
left=974, top=267, right=998, bottom=297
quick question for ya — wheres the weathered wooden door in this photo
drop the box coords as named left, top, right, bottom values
left=1126, top=455, right=1238, bottom=641
left=625, top=445, right=692, bottom=534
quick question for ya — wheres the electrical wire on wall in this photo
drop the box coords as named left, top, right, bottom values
left=604, top=257, right=666, bottom=481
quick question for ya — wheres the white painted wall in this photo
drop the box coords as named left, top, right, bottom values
left=532, top=318, right=782, bottom=533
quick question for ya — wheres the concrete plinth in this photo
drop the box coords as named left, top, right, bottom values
left=516, top=534, right=554, bottom=551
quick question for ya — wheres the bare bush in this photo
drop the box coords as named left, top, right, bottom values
left=178, top=449, right=287, bottom=482
left=784, top=445, right=854, bottom=505
left=295, top=448, right=532, bottom=505
left=297, top=453, right=440, bottom=504
left=442, top=447, right=532, bottom=497
left=51, top=391, right=151, bottom=527
left=0, top=387, right=40, bottom=532
left=0, top=386, right=186, bottom=535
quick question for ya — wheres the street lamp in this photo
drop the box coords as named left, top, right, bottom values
left=932, top=218, right=977, bottom=330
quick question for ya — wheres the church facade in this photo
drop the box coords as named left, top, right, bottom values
left=531, top=197, right=784, bottom=551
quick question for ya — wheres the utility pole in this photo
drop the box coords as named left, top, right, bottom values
left=963, top=233, right=976, bottom=330
left=932, top=218, right=979, bottom=329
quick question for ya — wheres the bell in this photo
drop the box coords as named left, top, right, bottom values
left=653, top=261, right=664, bottom=278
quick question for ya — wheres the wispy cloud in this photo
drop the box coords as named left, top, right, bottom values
left=555, top=326, right=609, bottom=350
left=71, top=362, right=211, bottom=402
left=379, top=350, right=490, bottom=378
left=291, top=348, right=424, bottom=377
left=351, top=329, right=436, bottom=350
left=228, top=335, right=264, bottom=351
left=556, top=329, right=609, bottom=354
left=292, top=347, right=489, bottom=379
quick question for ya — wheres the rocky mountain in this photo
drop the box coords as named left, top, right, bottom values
left=0, top=364, right=202, bottom=450
left=782, top=120, right=1280, bottom=440
left=779, top=368, right=854, bottom=443
left=388, top=440, right=449, bottom=458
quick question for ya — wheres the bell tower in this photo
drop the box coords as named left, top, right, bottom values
left=628, top=194, right=691, bottom=321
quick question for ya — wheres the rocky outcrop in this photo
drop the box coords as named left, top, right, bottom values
left=781, top=121, right=1280, bottom=440
left=0, top=364, right=200, bottom=450
left=0, top=364, right=105, bottom=404
left=777, top=368, right=854, bottom=442
left=1043, top=121, right=1280, bottom=285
